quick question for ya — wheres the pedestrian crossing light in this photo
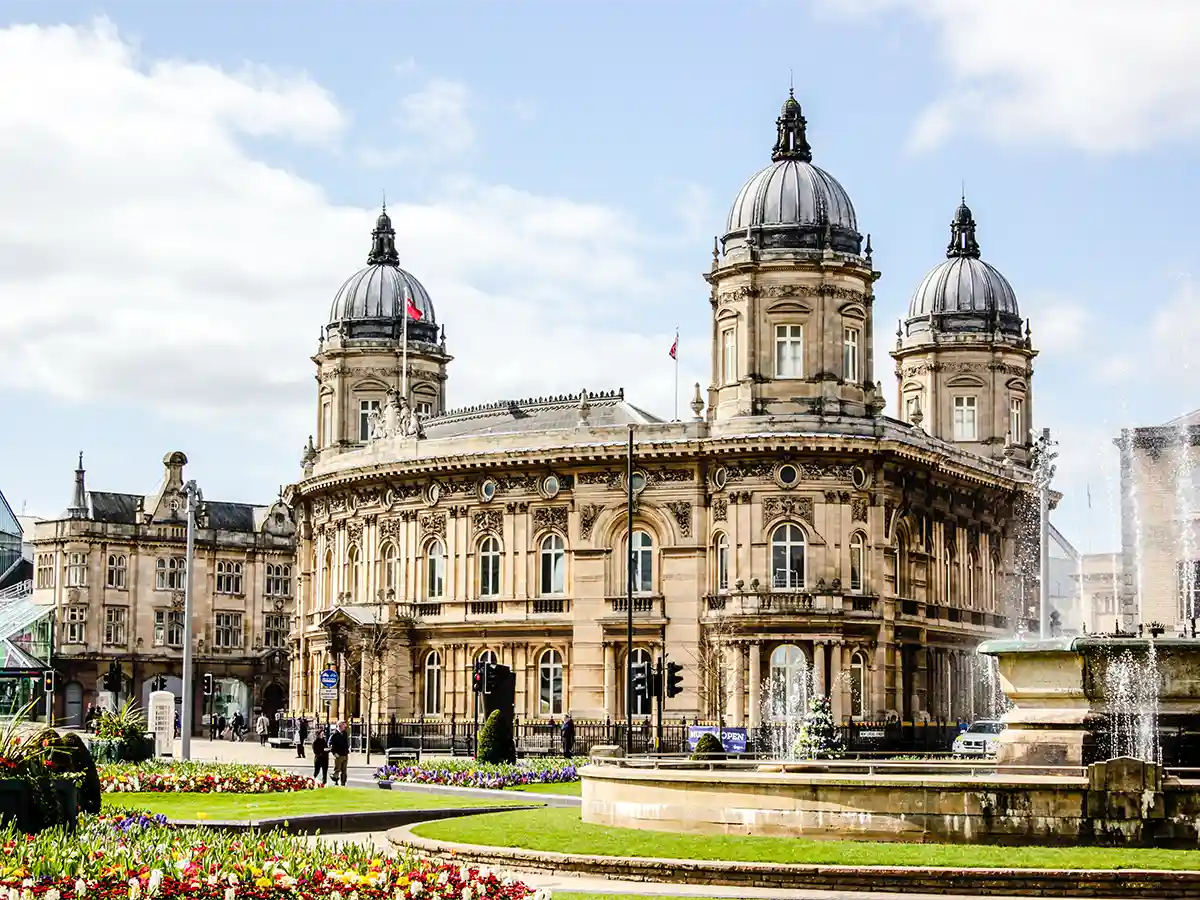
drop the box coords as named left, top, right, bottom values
left=203, top=673, right=215, bottom=697
left=42, top=671, right=55, bottom=694
left=666, top=661, right=684, bottom=699
left=631, top=661, right=651, bottom=705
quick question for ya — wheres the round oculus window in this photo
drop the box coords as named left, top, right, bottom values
left=851, top=465, right=871, bottom=490
left=426, top=482, right=442, bottom=505
left=777, top=464, right=799, bottom=488
left=542, top=475, right=560, bottom=498
left=712, top=466, right=728, bottom=490
left=479, top=479, right=498, bottom=502
left=630, top=472, right=647, bottom=494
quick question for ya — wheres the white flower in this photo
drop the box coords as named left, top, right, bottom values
left=73, top=880, right=87, bottom=898
left=147, top=870, right=163, bottom=897
left=461, top=887, right=472, bottom=900
left=224, top=889, right=235, bottom=900
left=45, top=889, right=60, bottom=900
left=409, top=883, right=424, bottom=897
left=128, top=879, right=141, bottom=900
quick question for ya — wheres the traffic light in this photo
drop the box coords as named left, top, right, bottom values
left=631, top=661, right=651, bottom=705
left=42, top=670, right=55, bottom=693
left=481, top=661, right=496, bottom=696
left=104, top=660, right=121, bottom=694
left=203, top=673, right=215, bottom=697
left=665, top=661, right=684, bottom=699
left=471, top=662, right=484, bottom=695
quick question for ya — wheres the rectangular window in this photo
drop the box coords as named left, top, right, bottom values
left=849, top=540, right=864, bottom=594
left=416, top=401, right=433, bottom=417
left=775, top=324, right=804, bottom=378
left=721, top=328, right=737, bottom=384
left=321, top=401, right=333, bottom=447
left=426, top=551, right=445, bottom=599
left=35, top=555, right=54, bottom=589
left=154, top=610, right=184, bottom=647
left=103, top=606, right=127, bottom=647
left=215, top=561, right=243, bottom=595
left=64, top=553, right=87, bottom=588
left=359, top=399, right=382, bottom=442
left=952, top=396, right=978, bottom=441
left=480, top=554, right=500, bottom=597
left=843, top=327, right=860, bottom=382
left=265, top=564, right=292, bottom=597
left=716, top=541, right=729, bottom=593
left=214, top=612, right=243, bottom=650
left=264, top=613, right=288, bottom=649
left=106, top=554, right=127, bottom=590
left=1009, top=397, right=1024, bottom=445
left=63, top=606, right=86, bottom=645
left=155, top=557, right=186, bottom=591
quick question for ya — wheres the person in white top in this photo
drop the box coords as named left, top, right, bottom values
left=255, top=712, right=270, bottom=746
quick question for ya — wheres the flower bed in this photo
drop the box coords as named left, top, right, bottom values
left=99, top=761, right=320, bottom=794
left=0, top=814, right=543, bottom=898
left=373, top=757, right=578, bottom=790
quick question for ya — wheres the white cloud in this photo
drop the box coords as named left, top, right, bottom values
left=827, top=0, right=1200, bottom=153
left=0, top=20, right=690, bottom=455
left=1023, top=293, right=1090, bottom=355
left=398, top=77, right=473, bottom=155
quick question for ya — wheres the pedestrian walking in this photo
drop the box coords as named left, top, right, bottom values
left=255, top=712, right=269, bottom=746
left=312, top=729, right=329, bottom=785
left=296, top=716, right=308, bottom=759
left=329, top=720, right=350, bottom=786
left=561, top=714, right=576, bottom=758
left=231, top=711, right=245, bottom=741
left=216, top=713, right=228, bottom=741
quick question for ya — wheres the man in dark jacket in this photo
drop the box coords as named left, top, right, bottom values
left=296, top=716, right=308, bottom=758
left=312, top=728, right=329, bottom=785
left=329, top=720, right=350, bottom=786
left=561, top=715, right=576, bottom=758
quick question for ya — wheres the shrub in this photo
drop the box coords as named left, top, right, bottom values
left=793, top=695, right=845, bottom=760
left=691, top=732, right=725, bottom=760
left=48, top=730, right=101, bottom=814
left=476, top=709, right=515, bottom=765
left=94, top=701, right=151, bottom=762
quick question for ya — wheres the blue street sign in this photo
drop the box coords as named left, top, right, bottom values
left=319, top=669, right=339, bottom=689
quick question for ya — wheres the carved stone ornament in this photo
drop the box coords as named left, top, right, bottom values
left=716, top=286, right=756, bottom=306
left=712, top=498, right=728, bottom=522
left=323, top=524, right=337, bottom=542
left=312, top=498, right=327, bottom=517
left=420, top=512, right=446, bottom=538
left=727, top=462, right=852, bottom=482
left=532, top=506, right=569, bottom=533
left=651, top=468, right=694, bottom=483
left=762, top=495, right=814, bottom=527
left=580, top=504, right=602, bottom=540
left=852, top=497, right=869, bottom=523
left=353, top=487, right=382, bottom=507
left=346, top=521, right=364, bottom=544
left=328, top=495, right=347, bottom=513
left=380, top=519, right=403, bottom=542
left=473, top=509, right=503, bottom=534
left=498, top=474, right=538, bottom=492
left=665, top=501, right=693, bottom=537
left=578, top=470, right=619, bottom=487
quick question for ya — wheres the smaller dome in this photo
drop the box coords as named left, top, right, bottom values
left=906, top=201, right=1022, bottom=337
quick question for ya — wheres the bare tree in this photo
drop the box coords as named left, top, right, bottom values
left=688, top=607, right=741, bottom=725
left=344, top=595, right=414, bottom=764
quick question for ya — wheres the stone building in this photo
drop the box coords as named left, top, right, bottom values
left=1117, top=408, right=1200, bottom=632
left=1076, top=552, right=1123, bottom=634
left=286, top=92, right=1044, bottom=727
left=30, top=452, right=296, bottom=729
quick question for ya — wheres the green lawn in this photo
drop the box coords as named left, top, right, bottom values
left=507, top=781, right=581, bottom=796
left=413, top=807, right=1200, bottom=871
left=102, top=788, right=530, bottom=821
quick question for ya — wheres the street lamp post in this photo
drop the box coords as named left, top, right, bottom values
left=181, top=479, right=203, bottom=760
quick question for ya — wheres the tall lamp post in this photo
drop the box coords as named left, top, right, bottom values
left=625, top=426, right=634, bottom=755
left=1031, top=428, right=1058, bottom=640
left=181, top=479, right=203, bottom=761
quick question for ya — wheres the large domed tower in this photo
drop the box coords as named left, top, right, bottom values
left=892, top=200, right=1037, bottom=463
left=705, top=91, right=884, bottom=426
left=313, top=207, right=452, bottom=454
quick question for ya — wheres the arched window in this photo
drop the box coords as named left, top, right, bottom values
left=966, top=552, right=979, bottom=609
left=539, top=534, right=565, bottom=595
left=346, top=545, right=361, bottom=602
left=105, top=554, right=127, bottom=590
left=477, top=649, right=497, bottom=667
left=425, top=539, right=446, bottom=600
left=380, top=543, right=398, bottom=597
left=769, top=644, right=808, bottom=721
left=770, top=524, right=805, bottom=590
left=629, top=647, right=652, bottom=715
left=714, top=533, right=729, bottom=593
left=895, top=531, right=910, bottom=598
left=423, top=651, right=442, bottom=716
left=849, top=651, right=867, bottom=719
left=538, top=648, right=564, bottom=716
left=944, top=543, right=956, bottom=606
left=849, top=533, right=865, bottom=594
left=322, top=551, right=333, bottom=608
left=629, top=530, right=653, bottom=594
left=479, top=536, right=501, bottom=597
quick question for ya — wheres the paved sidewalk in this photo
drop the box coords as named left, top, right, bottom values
left=172, top=737, right=391, bottom=769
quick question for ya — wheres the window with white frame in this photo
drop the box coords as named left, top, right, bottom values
left=154, top=610, right=183, bottom=647
left=849, top=651, right=867, bottom=718
left=65, top=552, right=87, bottom=588
left=952, top=395, right=978, bottom=441
left=103, top=606, right=127, bottom=646
left=629, top=530, right=653, bottom=594
left=538, top=648, right=564, bottom=716
left=1009, top=397, right=1024, bottom=445
left=715, top=533, right=730, bottom=593
left=265, top=563, right=292, bottom=597
left=264, top=613, right=288, bottom=649
left=345, top=545, right=361, bottom=602
left=849, top=532, right=865, bottom=594
left=769, top=644, right=808, bottom=721
left=359, top=398, right=382, bottom=442
left=771, top=523, right=806, bottom=589
left=843, top=326, right=860, bottom=382
left=424, top=651, right=443, bottom=716
left=215, top=560, right=243, bottom=595
left=105, top=554, right=127, bottom=590
left=63, top=606, right=86, bottom=644
left=214, top=612, right=243, bottom=650
left=321, top=551, right=333, bottom=607
left=321, top=400, right=333, bottom=447
left=155, top=557, right=186, bottom=591
left=479, top=536, right=501, bottom=597
left=775, top=324, right=804, bottom=378
left=539, top=534, right=565, bottom=595
left=416, top=400, right=433, bottom=417
left=721, top=327, right=737, bottom=384
left=35, top=554, right=54, bottom=589
left=379, top=544, right=398, bottom=596
left=477, top=649, right=497, bottom=667
left=426, top=539, right=446, bottom=599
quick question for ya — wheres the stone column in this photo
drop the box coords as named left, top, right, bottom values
left=873, top=640, right=887, bottom=718
left=603, top=643, right=615, bottom=719
left=813, top=641, right=827, bottom=697
left=911, top=645, right=926, bottom=718
left=830, top=642, right=844, bottom=723
left=730, top=644, right=745, bottom=726
left=748, top=643, right=762, bottom=728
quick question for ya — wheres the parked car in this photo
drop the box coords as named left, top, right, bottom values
left=952, top=719, right=1005, bottom=757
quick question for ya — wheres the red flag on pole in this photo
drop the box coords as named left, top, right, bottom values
left=406, top=296, right=423, bottom=321
left=669, top=336, right=678, bottom=359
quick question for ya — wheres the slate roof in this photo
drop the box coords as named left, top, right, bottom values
left=423, top=389, right=662, bottom=441
left=80, top=491, right=263, bottom=533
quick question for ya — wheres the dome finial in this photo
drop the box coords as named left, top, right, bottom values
left=367, top=201, right=400, bottom=266
left=772, top=89, right=812, bottom=163
left=946, top=196, right=980, bottom=259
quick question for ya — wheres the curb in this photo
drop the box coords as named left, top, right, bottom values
left=172, top=804, right=538, bottom=835
left=388, top=823, right=1200, bottom=898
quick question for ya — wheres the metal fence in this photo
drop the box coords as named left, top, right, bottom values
left=274, top=716, right=962, bottom=759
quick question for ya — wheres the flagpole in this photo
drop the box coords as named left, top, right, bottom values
left=673, top=328, right=679, bottom=422
left=401, top=298, right=409, bottom=402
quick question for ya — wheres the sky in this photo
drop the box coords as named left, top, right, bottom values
left=1, top=0, right=1198, bottom=556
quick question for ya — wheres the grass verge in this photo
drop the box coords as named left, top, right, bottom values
left=102, top=788, right=529, bottom=820
left=413, top=807, right=1200, bottom=871
left=506, top=782, right=581, bottom=796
